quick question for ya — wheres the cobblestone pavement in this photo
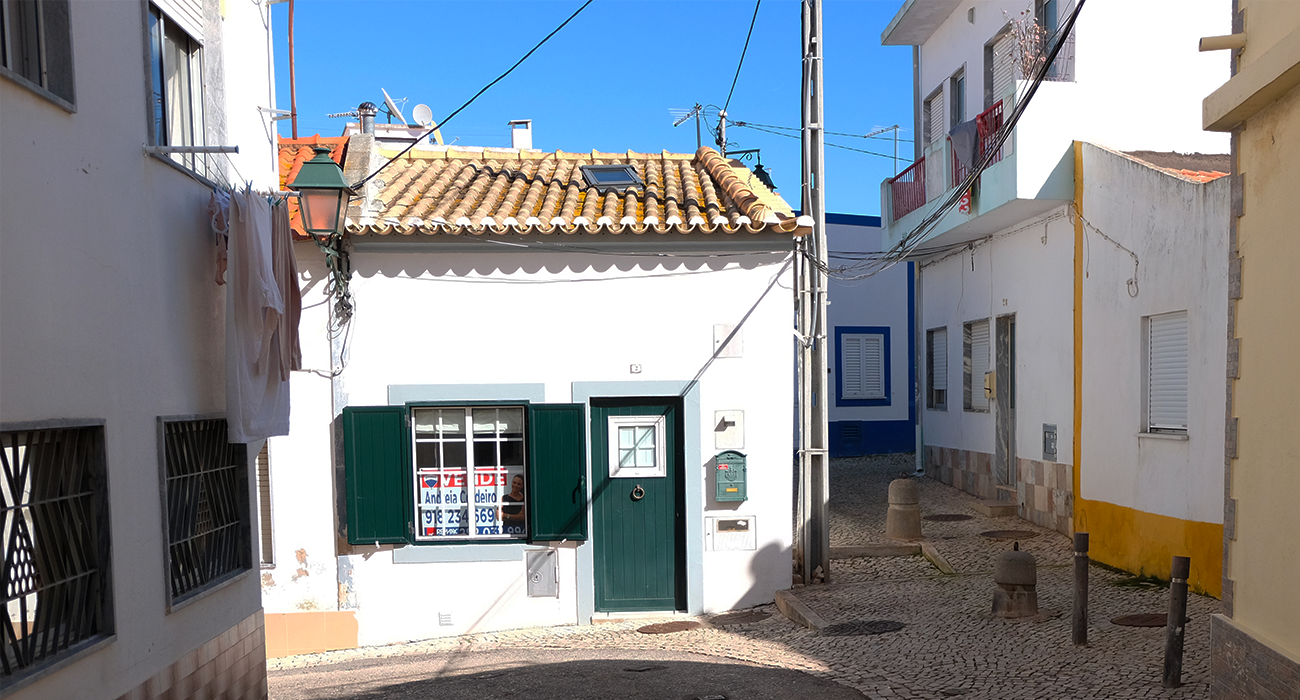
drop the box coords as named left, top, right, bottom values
left=270, top=454, right=1216, bottom=699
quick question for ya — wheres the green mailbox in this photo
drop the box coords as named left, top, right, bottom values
left=715, top=450, right=747, bottom=502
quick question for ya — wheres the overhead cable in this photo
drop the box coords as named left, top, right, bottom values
left=724, top=0, right=762, bottom=113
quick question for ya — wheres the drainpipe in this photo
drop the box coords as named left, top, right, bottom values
left=915, top=261, right=925, bottom=475
left=288, top=0, right=297, bottom=138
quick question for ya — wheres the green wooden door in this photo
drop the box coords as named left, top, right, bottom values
left=591, top=399, right=685, bottom=612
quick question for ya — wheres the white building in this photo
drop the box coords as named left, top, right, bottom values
left=259, top=132, right=807, bottom=655
left=824, top=215, right=916, bottom=458
left=879, top=0, right=1230, bottom=594
left=1, top=1, right=277, bottom=699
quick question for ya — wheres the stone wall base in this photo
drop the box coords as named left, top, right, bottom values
left=1211, top=614, right=1300, bottom=698
left=925, top=445, right=1073, bottom=536
left=116, top=610, right=267, bottom=700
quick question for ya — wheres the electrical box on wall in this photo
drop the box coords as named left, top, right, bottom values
left=715, top=450, right=747, bottom=502
left=707, top=516, right=757, bottom=551
left=525, top=548, right=558, bottom=598
left=1043, top=424, right=1057, bottom=462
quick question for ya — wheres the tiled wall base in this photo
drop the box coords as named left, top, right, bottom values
left=116, top=610, right=267, bottom=700
left=925, top=446, right=1073, bottom=536
left=264, top=611, right=358, bottom=658
left=1016, top=457, right=1073, bottom=536
left=1211, top=614, right=1300, bottom=698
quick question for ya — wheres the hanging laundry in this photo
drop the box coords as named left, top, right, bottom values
left=209, top=189, right=231, bottom=285
left=261, top=199, right=302, bottom=379
left=226, top=189, right=290, bottom=443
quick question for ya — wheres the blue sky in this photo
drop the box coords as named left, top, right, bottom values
left=272, top=1, right=913, bottom=216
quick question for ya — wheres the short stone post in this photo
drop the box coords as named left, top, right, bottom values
left=992, top=542, right=1038, bottom=618
left=1073, top=532, right=1089, bottom=645
left=1162, top=556, right=1191, bottom=688
left=885, top=478, right=922, bottom=541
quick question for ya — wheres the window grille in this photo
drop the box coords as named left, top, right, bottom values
left=1, top=425, right=112, bottom=679
left=160, top=418, right=250, bottom=605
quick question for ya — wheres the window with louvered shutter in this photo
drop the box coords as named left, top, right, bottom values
left=927, top=328, right=948, bottom=410
left=256, top=442, right=273, bottom=566
left=841, top=333, right=886, bottom=400
left=925, top=90, right=944, bottom=145
left=992, top=32, right=1016, bottom=101
left=965, top=319, right=991, bottom=411
left=1147, top=311, right=1188, bottom=432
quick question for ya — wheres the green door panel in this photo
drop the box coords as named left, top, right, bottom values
left=591, top=400, right=685, bottom=612
left=527, top=403, right=588, bottom=541
left=342, top=405, right=411, bottom=544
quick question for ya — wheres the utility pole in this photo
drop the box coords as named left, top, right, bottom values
left=695, top=103, right=703, bottom=150
left=796, top=0, right=830, bottom=586
left=717, top=109, right=728, bottom=158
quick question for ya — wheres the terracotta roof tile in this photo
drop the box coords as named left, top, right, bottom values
left=278, top=135, right=348, bottom=239
left=343, top=145, right=809, bottom=238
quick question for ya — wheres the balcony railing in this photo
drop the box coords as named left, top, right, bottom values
left=950, top=100, right=1007, bottom=189
left=890, top=156, right=926, bottom=220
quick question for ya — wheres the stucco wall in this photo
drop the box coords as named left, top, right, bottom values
left=916, top=0, right=1228, bottom=154
left=0, top=1, right=273, bottom=697
left=1229, top=76, right=1300, bottom=659
left=265, top=243, right=795, bottom=646
left=919, top=209, right=1076, bottom=466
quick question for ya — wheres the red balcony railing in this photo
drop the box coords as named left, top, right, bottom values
left=950, top=99, right=1006, bottom=189
left=890, top=156, right=926, bottom=220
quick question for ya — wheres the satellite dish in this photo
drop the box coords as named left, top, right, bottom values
left=380, top=87, right=407, bottom=125
left=412, top=104, right=433, bottom=127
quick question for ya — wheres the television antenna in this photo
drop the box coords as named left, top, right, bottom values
left=380, top=88, right=408, bottom=125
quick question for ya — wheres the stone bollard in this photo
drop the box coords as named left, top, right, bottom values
left=885, top=478, right=922, bottom=541
left=992, top=542, right=1038, bottom=618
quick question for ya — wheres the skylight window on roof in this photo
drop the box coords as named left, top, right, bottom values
left=581, top=164, right=642, bottom=190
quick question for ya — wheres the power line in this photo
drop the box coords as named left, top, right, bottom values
left=353, top=0, right=595, bottom=189
left=723, top=0, right=762, bottom=113
left=734, top=119, right=913, bottom=143
left=733, top=122, right=897, bottom=160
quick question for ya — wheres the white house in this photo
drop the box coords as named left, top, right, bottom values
left=879, top=0, right=1230, bottom=594
left=258, top=130, right=809, bottom=655
left=824, top=214, right=916, bottom=458
left=1, top=0, right=277, bottom=698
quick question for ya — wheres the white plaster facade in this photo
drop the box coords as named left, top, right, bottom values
left=0, top=0, right=276, bottom=698
left=264, top=237, right=796, bottom=646
left=825, top=216, right=916, bottom=456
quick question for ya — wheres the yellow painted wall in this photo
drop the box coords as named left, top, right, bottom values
left=1227, top=1, right=1300, bottom=657
left=1075, top=499, right=1223, bottom=596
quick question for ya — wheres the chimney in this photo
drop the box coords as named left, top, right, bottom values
left=509, top=119, right=532, bottom=150
left=358, top=102, right=378, bottom=135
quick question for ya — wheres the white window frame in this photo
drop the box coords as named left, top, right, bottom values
left=1145, top=311, right=1189, bottom=433
left=927, top=327, right=948, bottom=411
left=607, top=414, right=667, bottom=479
left=964, top=318, right=991, bottom=412
left=147, top=4, right=206, bottom=174
left=411, top=406, right=528, bottom=542
left=841, top=332, right=886, bottom=400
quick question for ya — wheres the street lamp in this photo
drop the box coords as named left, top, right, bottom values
left=288, top=146, right=351, bottom=236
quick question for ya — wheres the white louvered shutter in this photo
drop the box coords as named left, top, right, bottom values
left=929, top=328, right=948, bottom=407
left=968, top=320, right=991, bottom=410
left=155, top=0, right=205, bottom=42
left=843, top=334, right=885, bottom=400
left=927, top=92, right=945, bottom=145
left=1148, top=311, right=1189, bottom=431
left=993, top=33, right=1016, bottom=99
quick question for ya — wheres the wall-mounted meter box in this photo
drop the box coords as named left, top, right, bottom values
left=715, top=450, right=747, bottom=502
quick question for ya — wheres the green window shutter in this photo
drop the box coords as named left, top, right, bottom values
left=342, top=405, right=411, bottom=545
left=527, top=404, right=588, bottom=541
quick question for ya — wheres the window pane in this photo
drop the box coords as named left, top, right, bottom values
left=500, top=439, right=523, bottom=467
left=414, top=442, right=438, bottom=469
left=40, top=1, right=73, bottom=102
left=148, top=9, right=166, bottom=145
left=473, top=441, right=497, bottom=467
left=5, top=0, right=41, bottom=83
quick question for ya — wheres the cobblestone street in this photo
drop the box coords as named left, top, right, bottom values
left=270, top=455, right=1217, bottom=699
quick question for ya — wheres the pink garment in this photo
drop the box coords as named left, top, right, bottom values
left=226, top=190, right=290, bottom=443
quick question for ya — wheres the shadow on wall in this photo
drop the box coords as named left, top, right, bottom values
left=348, top=250, right=790, bottom=279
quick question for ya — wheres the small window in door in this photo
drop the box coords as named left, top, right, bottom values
left=607, top=415, right=666, bottom=478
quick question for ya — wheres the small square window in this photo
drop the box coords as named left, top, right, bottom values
left=1, top=0, right=75, bottom=108
left=581, top=164, right=642, bottom=191
left=607, top=415, right=666, bottom=479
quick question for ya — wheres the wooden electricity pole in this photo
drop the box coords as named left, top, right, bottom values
left=796, top=0, right=829, bottom=585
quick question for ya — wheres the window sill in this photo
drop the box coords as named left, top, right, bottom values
left=0, top=66, right=76, bottom=113
left=1137, top=431, right=1189, bottom=441
left=394, top=542, right=551, bottom=564
left=166, top=567, right=253, bottom=614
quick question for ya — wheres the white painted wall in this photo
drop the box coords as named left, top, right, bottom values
left=826, top=220, right=912, bottom=424
left=267, top=244, right=795, bottom=644
left=1080, top=144, right=1228, bottom=524
left=916, top=0, right=1229, bottom=155
left=919, top=210, right=1076, bottom=463
left=0, top=1, right=274, bottom=697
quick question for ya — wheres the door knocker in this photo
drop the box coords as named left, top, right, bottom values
left=631, top=484, right=645, bottom=501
